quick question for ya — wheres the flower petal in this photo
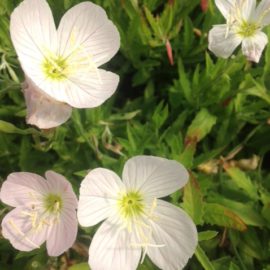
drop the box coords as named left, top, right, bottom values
left=1, top=207, right=48, bottom=252
left=89, top=219, right=141, bottom=270
left=214, top=0, right=234, bottom=19
left=46, top=208, right=78, bottom=256
left=122, top=156, right=189, bottom=198
left=0, top=172, right=48, bottom=207
left=208, top=24, right=242, bottom=59
left=37, top=69, right=119, bottom=108
left=146, top=200, right=198, bottom=270
left=45, top=171, right=78, bottom=209
left=57, top=1, right=120, bottom=67
left=238, top=0, right=256, bottom=20
left=23, top=78, right=72, bottom=129
left=78, top=168, right=124, bottom=227
left=242, top=32, right=268, bottom=63
left=10, top=0, right=57, bottom=82
left=254, top=0, right=270, bottom=26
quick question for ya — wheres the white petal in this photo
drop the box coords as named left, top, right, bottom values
left=78, top=168, right=124, bottom=227
left=242, top=32, right=268, bottom=63
left=254, top=0, right=270, bottom=26
left=57, top=1, right=120, bottom=67
left=10, top=0, right=57, bottom=82
left=37, top=69, right=119, bottom=108
left=146, top=200, right=198, bottom=270
left=237, top=0, right=256, bottom=20
left=46, top=208, right=78, bottom=256
left=208, top=24, right=242, bottom=58
left=1, top=207, right=48, bottom=252
left=23, top=78, right=72, bottom=129
left=122, top=156, right=189, bottom=198
left=89, top=219, right=141, bottom=270
left=215, top=0, right=234, bottom=19
left=0, top=172, right=48, bottom=207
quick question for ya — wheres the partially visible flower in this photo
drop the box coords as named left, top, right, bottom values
left=78, top=156, right=198, bottom=270
left=10, top=0, right=120, bottom=109
left=23, top=78, right=72, bottom=129
left=0, top=171, right=78, bottom=256
left=208, top=0, right=270, bottom=62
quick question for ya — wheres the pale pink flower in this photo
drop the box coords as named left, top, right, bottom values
left=0, top=171, right=78, bottom=256
left=78, top=156, right=198, bottom=270
left=10, top=0, right=120, bottom=109
left=23, top=77, right=72, bottom=129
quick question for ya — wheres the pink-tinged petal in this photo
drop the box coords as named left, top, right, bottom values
left=242, top=32, right=268, bottom=63
left=254, top=0, right=270, bottom=26
left=38, top=69, right=119, bottom=109
left=0, top=172, right=48, bottom=207
left=57, top=1, right=120, bottom=67
left=89, top=219, right=141, bottom=270
left=208, top=24, right=242, bottom=59
left=46, top=208, right=78, bottom=256
left=78, top=168, right=124, bottom=227
left=10, top=0, right=57, bottom=82
left=122, top=156, right=189, bottom=198
left=45, top=171, right=78, bottom=209
left=23, top=78, right=72, bottom=129
left=146, top=200, right=198, bottom=270
left=1, top=207, right=48, bottom=252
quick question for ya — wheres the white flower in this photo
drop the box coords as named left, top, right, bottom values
left=208, top=0, right=270, bottom=62
left=77, top=156, right=198, bottom=270
left=10, top=0, right=120, bottom=108
left=0, top=171, right=78, bottom=256
left=22, top=77, right=72, bottom=129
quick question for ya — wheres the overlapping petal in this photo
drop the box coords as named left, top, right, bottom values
left=89, top=219, right=141, bottom=270
left=146, top=200, right=198, bottom=270
left=1, top=207, right=48, bottom=252
left=0, top=172, right=48, bottom=207
left=57, top=1, right=120, bottom=67
left=208, top=24, right=242, bottom=58
left=78, top=168, right=124, bottom=227
left=242, top=32, right=268, bottom=62
left=122, top=156, right=189, bottom=198
left=23, top=78, right=72, bottom=129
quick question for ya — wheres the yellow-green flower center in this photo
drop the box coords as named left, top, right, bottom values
left=44, top=193, right=63, bottom=213
left=237, top=21, right=258, bottom=37
left=118, top=191, right=144, bottom=219
left=42, top=55, right=68, bottom=80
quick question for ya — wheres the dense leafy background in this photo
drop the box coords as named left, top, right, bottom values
left=1, top=0, right=270, bottom=269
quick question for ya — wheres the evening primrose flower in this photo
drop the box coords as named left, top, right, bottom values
left=78, top=156, right=198, bottom=270
left=23, top=77, right=72, bottom=129
left=10, top=0, right=120, bottom=109
left=208, top=0, right=270, bottom=62
left=0, top=171, right=78, bottom=256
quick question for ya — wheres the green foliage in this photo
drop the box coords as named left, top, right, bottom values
left=0, top=0, right=270, bottom=269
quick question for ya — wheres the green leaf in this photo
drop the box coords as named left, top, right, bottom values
left=0, top=120, right=37, bottom=135
left=224, top=166, right=258, bottom=200
left=198, top=230, right=219, bottom=242
left=204, top=203, right=247, bottom=231
left=182, top=174, right=204, bottom=225
left=186, top=108, right=217, bottom=142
